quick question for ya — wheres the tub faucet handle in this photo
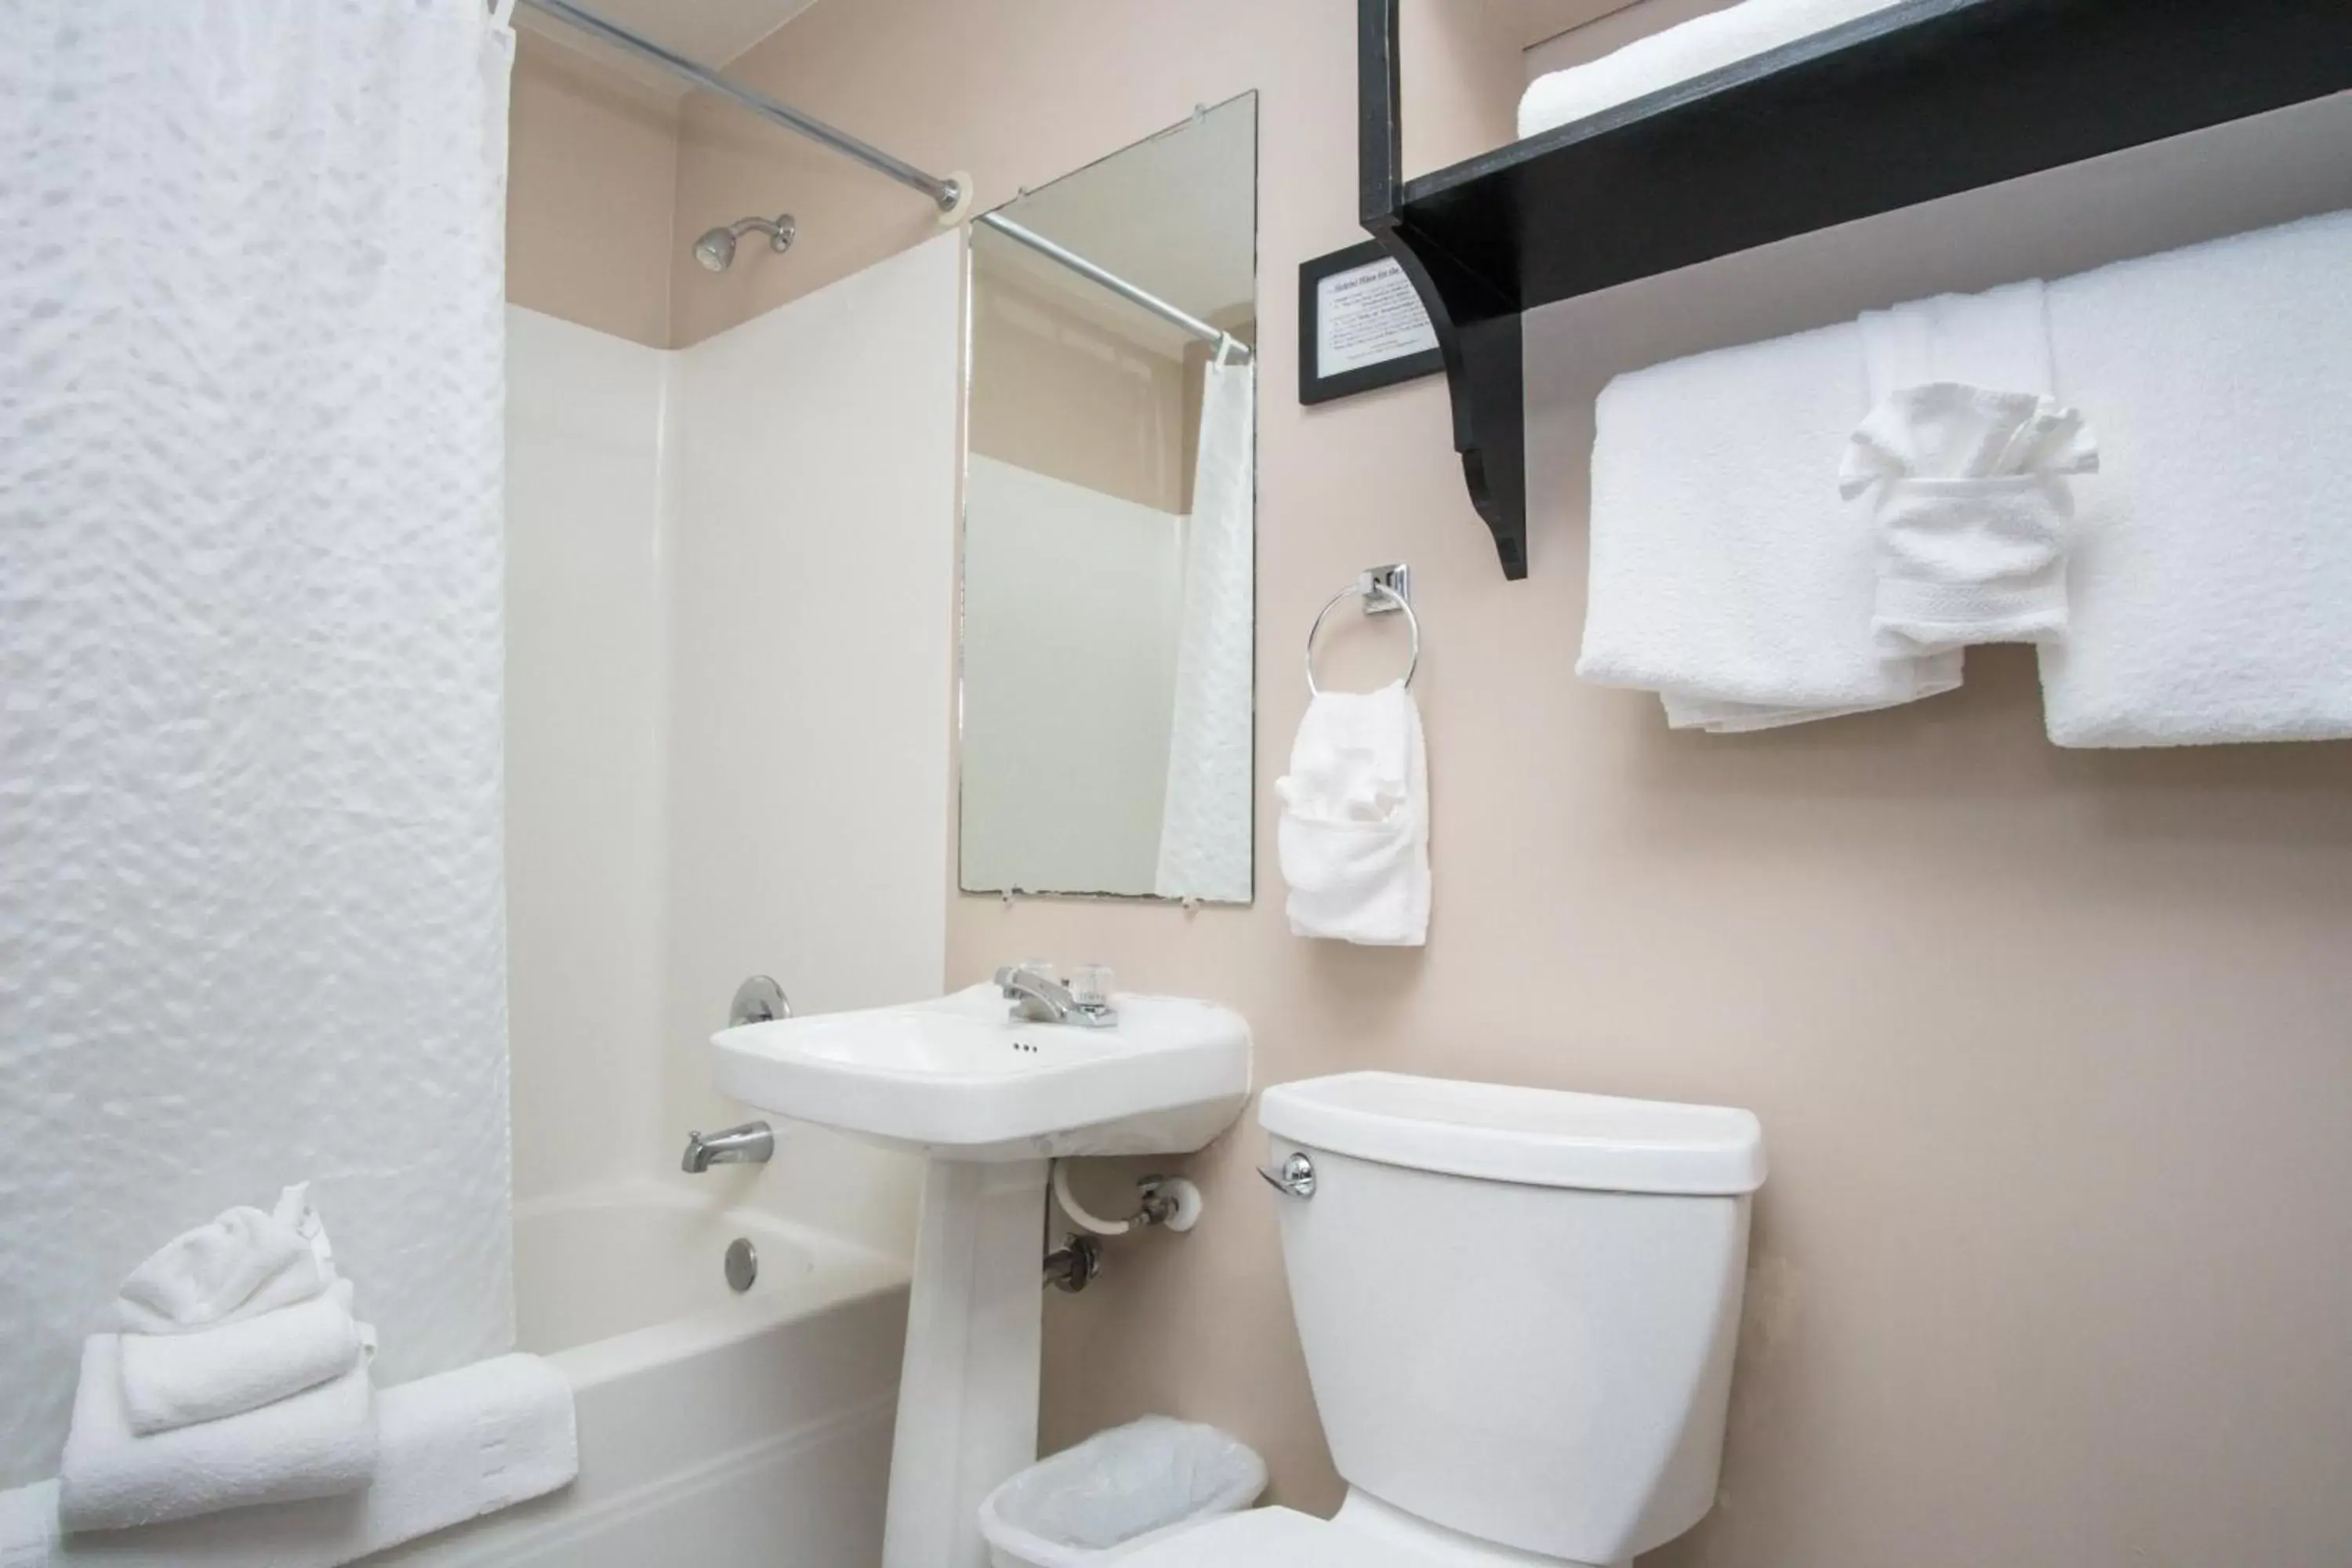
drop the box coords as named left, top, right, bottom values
left=682, top=1120, right=775, bottom=1173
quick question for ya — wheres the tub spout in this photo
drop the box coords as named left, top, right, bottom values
left=681, top=1120, right=775, bottom=1173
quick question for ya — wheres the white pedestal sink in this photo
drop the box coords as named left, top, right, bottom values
left=712, top=983, right=1250, bottom=1568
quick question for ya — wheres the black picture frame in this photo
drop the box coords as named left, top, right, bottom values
left=1297, top=240, right=1442, bottom=406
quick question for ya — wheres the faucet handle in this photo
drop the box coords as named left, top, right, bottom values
left=1069, top=963, right=1114, bottom=1011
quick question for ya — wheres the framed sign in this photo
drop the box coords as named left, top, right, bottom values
left=1298, top=240, right=1443, bottom=405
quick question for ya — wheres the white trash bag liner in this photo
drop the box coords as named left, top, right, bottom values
left=978, top=1415, right=1269, bottom=1566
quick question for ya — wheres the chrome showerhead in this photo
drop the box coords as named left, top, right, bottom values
left=691, top=227, right=736, bottom=272
left=692, top=213, right=797, bottom=273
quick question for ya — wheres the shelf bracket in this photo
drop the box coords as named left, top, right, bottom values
left=1359, top=0, right=1529, bottom=579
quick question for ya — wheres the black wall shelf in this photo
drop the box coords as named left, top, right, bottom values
left=1359, top=0, right=2352, bottom=579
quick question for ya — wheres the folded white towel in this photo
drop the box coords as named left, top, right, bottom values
left=2038, top=209, right=2352, bottom=746
left=350, top=1352, right=575, bottom=1549
left=115, top=1191, right=329, bottom=1338
left=1841, top=383, right=2098, bottom=653
left=1579, top=275, right=2081, bottom=730
left=2, top=1356, right=575, bottom=1568
left=1578, top=321, right=1962, bottom=731
left=118, top=1281, right=365, bottom=1438
left=56, top=1336, right=376, bottom=1534
left=1276, top=682, right=1429, bottom=946
left=1519, top=0, right=1903, bottom=139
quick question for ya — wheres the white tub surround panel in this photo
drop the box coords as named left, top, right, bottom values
left=505, top=307, right=672, bottom=1201
left=661, top=233, right=963, bottom=1247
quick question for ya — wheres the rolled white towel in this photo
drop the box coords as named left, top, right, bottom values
left=118, top=1281, right=366, bottom=1438
left=56, top=1336, right=377, bottom=1534
left=115, top=1193, right=328, bottom=1338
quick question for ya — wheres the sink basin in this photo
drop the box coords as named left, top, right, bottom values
left=711, top=983, right=1251, bottom=1160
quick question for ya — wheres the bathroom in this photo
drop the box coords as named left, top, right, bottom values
left=6, top=0, right=2352, bottom=1563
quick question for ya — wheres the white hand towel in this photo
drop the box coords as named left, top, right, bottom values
left=2, top=1356, right=575, bottom=1568
left=1577, top=321, right=1962, bottom=731
left=1276, top=682, right=1429, bottom=946
left=115, top=1200, right=328, bottom=1338
left=2038, top=208, right=2352, bottom=746
left=1840, top=383, right=2098, bottom=653
left=56, top=1336, right=376, bottom=1534
left=118, top=1282, right=365, bottom=1438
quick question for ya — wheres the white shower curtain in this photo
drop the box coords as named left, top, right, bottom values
left=1153, top=347, right=1255, bottom=903
left=0, top=0, right=515, bottom=1485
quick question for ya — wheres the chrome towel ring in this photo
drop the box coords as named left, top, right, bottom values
left=1305, top=563, right=1419, bottom=696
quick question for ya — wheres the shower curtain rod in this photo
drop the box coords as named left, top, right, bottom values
left=517, top=0, right=1250, bottom=362
left=975, top=213, right=1250, bottom=361
left=515, top=0, right=962, bottom=211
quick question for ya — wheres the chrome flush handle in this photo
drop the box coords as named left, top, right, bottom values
left=1258, top=1152, right=1316, bottom=1200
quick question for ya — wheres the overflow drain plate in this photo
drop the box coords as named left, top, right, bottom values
left=724, top=1237, right=757, bottom=1293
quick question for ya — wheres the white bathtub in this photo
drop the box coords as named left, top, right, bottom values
left=372, top=1184, right=909, bottom=1567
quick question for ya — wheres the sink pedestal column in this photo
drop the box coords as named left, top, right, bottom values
left=880, top=1157, right=1047, bottom=1568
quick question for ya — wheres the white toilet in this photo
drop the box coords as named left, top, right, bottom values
left=1127, top=1070, right=1766, bottom=1568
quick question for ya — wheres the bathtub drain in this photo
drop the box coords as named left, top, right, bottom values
left=724, top=1237, right=757, bottom=1293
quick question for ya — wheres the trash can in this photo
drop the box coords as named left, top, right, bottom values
left=977, top=1415, right=1268, bottom=1567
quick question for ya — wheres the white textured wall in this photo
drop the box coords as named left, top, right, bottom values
left=505, top=307, right=671, bottom=1201
left=960, top=455, right=1188, bottom=896
left=657, top=234, right=963, bottom=1248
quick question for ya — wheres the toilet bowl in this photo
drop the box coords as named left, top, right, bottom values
left=1123, top=1071, right=1766, bottom=1568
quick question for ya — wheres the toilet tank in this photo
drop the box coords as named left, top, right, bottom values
left=1258, top=1073, right=1766, bottom=1566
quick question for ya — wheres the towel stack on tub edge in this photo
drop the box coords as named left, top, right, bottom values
left=0, top=1189, right=575, bottom=1568
left=1578, top=208, right=2352, bottom=748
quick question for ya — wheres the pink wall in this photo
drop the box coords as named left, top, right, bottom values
left=507, top=30, right=678, bottom=347
left=498, top=2, right=2352, bottom=1560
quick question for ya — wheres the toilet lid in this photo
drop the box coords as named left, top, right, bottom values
left=1121, top=1508, right=1432, bottom=1567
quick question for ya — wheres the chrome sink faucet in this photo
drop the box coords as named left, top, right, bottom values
left=995, top=964, right=1118, bottom=1029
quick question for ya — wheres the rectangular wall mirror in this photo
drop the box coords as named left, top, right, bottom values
left=960, top=92, right=1258, bottom=902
